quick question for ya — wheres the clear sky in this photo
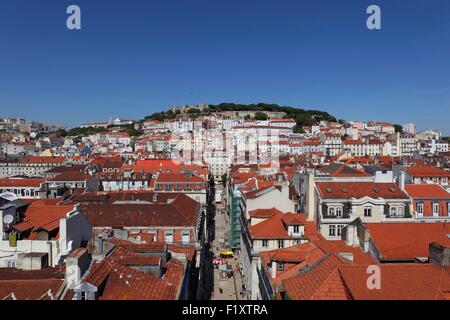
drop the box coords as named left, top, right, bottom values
left=0, top=0, right=449, bottom=134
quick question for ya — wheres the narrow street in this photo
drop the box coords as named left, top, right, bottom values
left=210, top=205, right=246, bottom=300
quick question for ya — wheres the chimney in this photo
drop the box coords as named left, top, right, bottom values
left=65, top=248, right=90, bottom=289
left=429, top=242, right=450, bottom=266
left=97, top=234, right=104, bottom=255
left=399, top=171, right=405, bottom=191
left=271, top=261, right=277, bottom=279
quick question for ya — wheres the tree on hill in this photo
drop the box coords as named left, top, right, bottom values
left=55, top=129, right=68, bottom=137
left=293, top=125, right=305, bottom=133
left=143, top=102, right=337, bottom=125
left=394, top=124, right=403, bottom=133
left=125, top=125, right=143, bottom=137
left=254, top=112, right=269, bottom=120
left=66, top=126, right=106, bottom=137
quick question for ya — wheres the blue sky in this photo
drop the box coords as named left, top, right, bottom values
left=0, top=0, right=449, bottom=134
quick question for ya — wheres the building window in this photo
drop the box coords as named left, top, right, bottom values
left=398, top=206, right=404, bottom=216
left=329, top=225, right=336, bottom=236
left=328, top=207, right=335, bottom=216
left=293, top=225, right=300, bottom=234
left=364, top=207, right=372, bottom=217
left=277, top=263, right=284, bottom=271
left=336, top=207, right=342, bottom=217
left=165, top=230, right=174, bottom=243
left=262, top=240, right=269, bottom=248
left=390, top=207, right=397, bottom=216
left=278, top=240, right=284, bottom=249
left=417, top=203, right=424, bottom=216
left=337, top=225, right=344, bottom=236
left=6, top=260, right=16, bottom=268
left=432, top=203, right=439, bottom=217
left=182, top=230, right=190, bottom=244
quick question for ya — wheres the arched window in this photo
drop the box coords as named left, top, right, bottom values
left=390, top=207, right=397, bottom=216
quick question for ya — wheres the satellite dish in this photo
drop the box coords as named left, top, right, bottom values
left=3, top=215, right=14, bottom=225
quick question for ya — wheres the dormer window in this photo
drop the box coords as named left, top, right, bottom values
left=278, top=240, right=284, bottom=249
left=328, top=207, right=335, bottom=216
left=417, top=202, right=424, bottom=216
left=336, top=207, right=342, bottom=217
left=277, top=262, right=284, bottom=271
left=390, top=207, right=397, bottom=216
left=293, top=225, right=300, bottom=234
left=432, top=203, right=439, bottom=217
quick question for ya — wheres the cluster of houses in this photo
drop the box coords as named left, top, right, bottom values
left=0, top=109, right=449, bottom=300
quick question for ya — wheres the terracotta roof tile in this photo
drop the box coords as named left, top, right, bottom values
left=365, top=222, right=450, bottom=260
left=316, top=182, right=409, bottom=199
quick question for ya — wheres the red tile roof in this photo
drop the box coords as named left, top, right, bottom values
left=406, top=166, right=450, bottom=177
left=319, top=164, right=372, bottom=178
left=405, top=184, right=450, bottom=198
left=281, top=213, right=306, bottom=225
left=0, top=268, right=64, bottom=300
left=249, top=207, right=283, bottom=219
left=283, top=256, right=450, bottom=300
left=48, top=172, right=92, bottom=182
left=316, top=182, right=409, bottom=199
left=250, top=212, right=314, bottom=240
left=82, top=245, right=186, bottom=300
left=365, top=222, right=450, bottom=260
left=260, top=239, right=374, bottom=287
left=123, top=160, right=207, bottom=176
left=283, top=254, right=353, bottom=300
left=0, top=178, right=46, bottom=188
left=82, top=194, right=199, bottom=228
left=338, top=264, right=450, bottom=300
left=249, top=212, right=290, bottom=239
left=155, top=173, right=205, bottom=183
left=19, top=156, right=65, bottom=164
left=12, top=202, right=75, bottom=240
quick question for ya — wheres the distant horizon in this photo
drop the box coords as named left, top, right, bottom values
left=1, top=1, right=449, bottom=135
left=0, top=101, right=447, bottom=135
